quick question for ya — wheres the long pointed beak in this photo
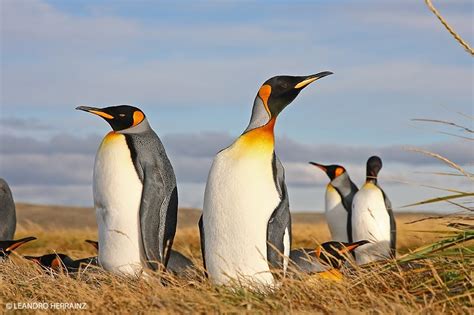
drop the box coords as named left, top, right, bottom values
left=294, top=71, right=333, bottom=89
left=309, top=162, right=327, bottom=172
left=76, top=105, right=114, bottom=120
left=6, top=237, right=37, bottom=252
left=339, top=240, right=370, bottom=254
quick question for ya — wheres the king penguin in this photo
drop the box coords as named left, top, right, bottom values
left=289, top=240, right=369, bottom=274
left=309, top=163, right=358, bottom=242
left=351, top=156, right=396, bottom=264
left=201, top=71, right=333, bottom=286
left=0, top=179, right=16, bottom=239
left=76, top=105, right=178, bottom=275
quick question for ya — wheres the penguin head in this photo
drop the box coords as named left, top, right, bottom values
left=25, top=253, right=71, bottom=271
left=366, top=156, right=383, bottom=182
left=0, top=237, right=37, bottom=259
left=258, top=72, right=333, bottom=118
left=317, top=240, right=370, bottom=268
left=76, top=105, right=146, bottom=131
left=245, top=72, right=332, bottom=132
left=309, top=162, right=346, bottom=181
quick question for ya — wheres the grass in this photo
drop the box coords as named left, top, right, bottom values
left=0, top=209, right=472, bottom=314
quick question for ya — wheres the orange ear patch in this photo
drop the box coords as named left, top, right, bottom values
left=51, top=257, right=62, bottom=270
left=133, top=111, right=145, bottom=126
left=335, top=167, right=344, bottom=177
left=258, top=84, right=272, bottom=115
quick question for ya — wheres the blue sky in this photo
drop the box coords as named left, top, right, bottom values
left=1, top=0, right=472, bottom=212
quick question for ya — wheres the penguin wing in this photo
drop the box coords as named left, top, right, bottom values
left=266, top=155, right=291, bottom=271
left=125, top=133, right=178, bottom=270
left=198, top=215, right=207, bottom=272
left=380, top=188, right=397, bottom=256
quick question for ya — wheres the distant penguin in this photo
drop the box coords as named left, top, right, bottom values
left=25, top=253, right=98, bottom=273
left=201, top=72, right=333, bottom=285
left=309, top=163, right=358, bottom=242
left=85, top=239, right=194, bottom=277
left=76, top=105, right=178, bottom=276
left=289, top=240, right=369, bottom=273
left=352, top=156, right=396, bottom=264
left=0, top=237, right=36, bottom=260
left=0, top=179, right=16, bottom=239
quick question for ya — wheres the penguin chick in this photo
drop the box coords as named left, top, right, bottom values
left=309, top=163, right=358, bottom=242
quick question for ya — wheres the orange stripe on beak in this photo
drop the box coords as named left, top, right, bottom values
left=89, top=110, right=114, bottom=120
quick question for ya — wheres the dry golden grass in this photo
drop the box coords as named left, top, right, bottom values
left=0, top=204, right=472, bottom=313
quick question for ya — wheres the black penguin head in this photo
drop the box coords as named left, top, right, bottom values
left=0, top=237, right=36, bottom=259
left=309, top=162, right=346, bottom=181
left=257, top=72, right=333, bottom=118
left=317, top=240, right=370, bottom=268
left=366, top=156, right=383, bottom=182
left=25, top=253, right=72, bottom=271
left=76, top=105, right=146, bottom=131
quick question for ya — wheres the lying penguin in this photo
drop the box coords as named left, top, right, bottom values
left=0, top=237, right=37, bottom=260
left=25, top=253, right=98, bottom=273
left=289, top=240, right=370, bottom=280
left=85, top=240, right=194, bottom=277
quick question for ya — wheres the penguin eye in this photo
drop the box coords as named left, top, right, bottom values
left=119, top=114, right=126, bottom=117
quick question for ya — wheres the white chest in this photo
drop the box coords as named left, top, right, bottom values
left=93, top=133, right=144, bottom=275
left=203, top=147, right=280, bottom=285
left=324, top=185, right=348, bottom=242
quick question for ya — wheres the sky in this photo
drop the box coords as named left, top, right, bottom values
left=1, top=0, right=473, bottom=213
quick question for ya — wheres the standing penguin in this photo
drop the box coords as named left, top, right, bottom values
left=76, top=105, right=178, bottom=275
left=0, top=179, right=16, bottom=239
left=309, top=163, right=358, bottom=242
left=351, top=156, right=396, bottom=264
left=201, top=72, right=333, bottom=285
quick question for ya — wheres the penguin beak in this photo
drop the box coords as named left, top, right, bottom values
left=338, top=240, right=370, bottom=254
left=309, top=162, right=327, bottom=172
left=76, top=106, right=114, bottom=120
left=294, top=71, right=333, bottom=89
left=5, top=237, right=37, bottom=252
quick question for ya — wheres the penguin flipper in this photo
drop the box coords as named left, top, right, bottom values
left=198, top=215, right=207, bottom=273
left=266, top=155, right=291, bottom=272
left=140, top=173, right=178, bottom=270
left=126, top=132, right=178, bottom=271
left=380, top=188, right=397, bottom=257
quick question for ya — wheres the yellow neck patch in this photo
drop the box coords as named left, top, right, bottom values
left=233, top=118, right=275, bottom=157
left=100, top=131, right=122, bottom=147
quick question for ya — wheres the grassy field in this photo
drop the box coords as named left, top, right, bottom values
left=0, top=203, right=472, bottom=313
